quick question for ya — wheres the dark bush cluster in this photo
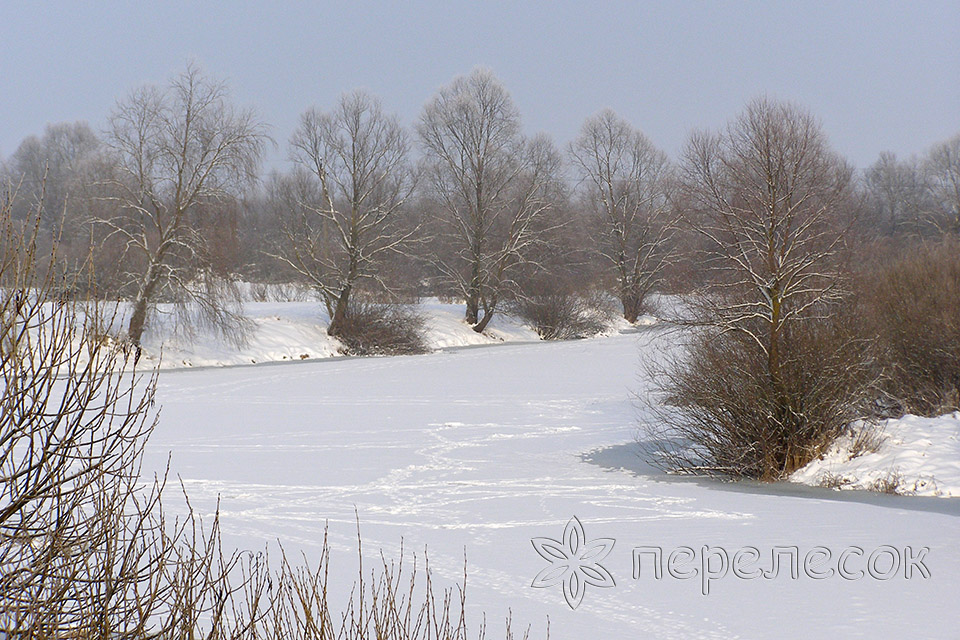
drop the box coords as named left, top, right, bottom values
left=648, top=314, right=877, bottom=480
left=856, top=239, right=960, bottom=416
left=650, top=238, right=960, bottom=481
left=331, top=300, right=430, bottom=356
left=509, top=289, right=613, bottom=340
left=640, top=97, right=959, bottom=482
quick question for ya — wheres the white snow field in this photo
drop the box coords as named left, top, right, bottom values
left=145, top=324, right=960, bottom=639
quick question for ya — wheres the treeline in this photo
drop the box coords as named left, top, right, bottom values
left=2, top=65, right=956, bottom=341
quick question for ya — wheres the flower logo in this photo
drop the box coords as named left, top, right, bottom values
left=530, top=516, right=616, bottom=609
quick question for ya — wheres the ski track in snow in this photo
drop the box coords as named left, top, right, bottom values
left=145, top=329, right=960, bottom=640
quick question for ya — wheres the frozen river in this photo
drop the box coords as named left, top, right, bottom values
left=147, top=328, right=960, bottom=639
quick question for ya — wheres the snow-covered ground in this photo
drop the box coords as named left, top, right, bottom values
left=144, top=321, right=960, bottom=639
left=792, top=413, right=960, bottom=497
left=137, top=298, right=542, bottom=368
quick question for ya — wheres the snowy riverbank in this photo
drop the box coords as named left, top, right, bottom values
left=792, top=412, right=960, bottom=498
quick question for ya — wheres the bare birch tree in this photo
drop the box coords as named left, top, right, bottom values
left=418, top=68, right=561, bottom=332
left=570, top=109, right=675, bottom=323
left=98, top=64, right=269, bottom=344
left=276, top=90, right=416, bottom=336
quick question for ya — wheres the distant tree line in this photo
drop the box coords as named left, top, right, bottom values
left=3, top=65, right=956, bottom=342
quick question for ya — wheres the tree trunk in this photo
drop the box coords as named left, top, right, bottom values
left=473, top=308, right=494, bottom=333
left=621, top=287, right=640, bottom=324
left=329, top=252, right=359, bottom=337
left=127, top=264, right=161, bottom=345
left=327, top=286, right=352, bottom=337
left=465, top=293, right=479, bottom=325
left=618, top=256, right=641, bottom=323
left=465, top=255, right=482, bottom=325
left=768, top=293, right=782, bottom=387
left=127, top=295, right=149, bottom=345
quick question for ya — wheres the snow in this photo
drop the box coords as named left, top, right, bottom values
left=135, top=298, right=542, bottom=368
left=792, top=413, right=960, bottom=497
left=419, top=298, right=541, bottom=348
left=144, top=320, right=960, bottom=639
left=141, top=301, right=340, bottom=367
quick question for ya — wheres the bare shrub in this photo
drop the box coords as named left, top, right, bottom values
left=856, top=238, right=960, bottom=415
left=259, top=529, right=537, bottom=640
left=847, top=422, right=887, bottom=459
left=646, top=313, right=876, bottom=480
left=250, top=281, right=270, bottom=302
left=0, top=183, right=166, bottom=634
left=332, top=300, right=429, bottom=356
left=270, top=281, right=314, bottom=302
left=249, top=280, right=315, bottom=303
left=0, top=185, right=260, bottom=638
left=868, top=469, right=906, bottom=495
left=818, top=472, right=851, bottom=490
left=509, top=286, right=613, bottom=340
left=923, top=133, right=960, bottom=236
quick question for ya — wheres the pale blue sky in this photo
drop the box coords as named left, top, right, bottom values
left=1, top=1, right=957, bottom=168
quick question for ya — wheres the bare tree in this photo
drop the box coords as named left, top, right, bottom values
left=4, top=122, right=101, bottom=225
left=1, top=122, right=107, bottom=288
left=418, top=68, right=561, bottom=332
left=276, top=90, right=416, bottom=336
left=98, top=64, right=269, bottom=344
left=569, top=109, right=675, bottom=323
left=864, top=151, right=928, bottom=236
left=643, top=98, right=871, bottom=480
left=923, top=133, right=960, bottom=236
left=679, top=97, right=855, bottom=386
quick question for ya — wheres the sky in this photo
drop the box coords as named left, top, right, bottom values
left=1, top=1, right=958, bottom=169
